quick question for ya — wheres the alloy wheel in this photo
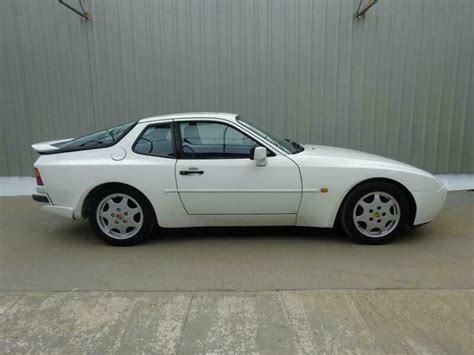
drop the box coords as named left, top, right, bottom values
left=352, top=191, right=400, bottom=238
left=96, top=193, right=144, bottom=240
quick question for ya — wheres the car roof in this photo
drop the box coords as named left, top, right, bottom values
left=138, top=112, right=238, bottom=123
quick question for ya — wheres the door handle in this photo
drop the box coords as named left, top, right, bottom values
left=180, top=170, right=204, bottom=175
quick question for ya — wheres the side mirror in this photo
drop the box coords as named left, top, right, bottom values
left=252, top=146, right=267, bottom=167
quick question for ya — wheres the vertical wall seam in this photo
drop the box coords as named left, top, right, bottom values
left=84, top=2, right=97, bottom=130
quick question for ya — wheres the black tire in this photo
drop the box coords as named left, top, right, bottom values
left=340, top=181, right=409, bottom=245
left=89, top=186, right=156, bottom=246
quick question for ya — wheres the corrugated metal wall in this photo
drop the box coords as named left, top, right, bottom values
left=1, top=0, right=472, bottom=176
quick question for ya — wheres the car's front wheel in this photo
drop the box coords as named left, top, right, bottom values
left=89, top=187, right=155, bottom=246
left=340, top=181, right=409, bottom=244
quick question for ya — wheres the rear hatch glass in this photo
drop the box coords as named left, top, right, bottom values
left=51, top=122, right=136, bottom=153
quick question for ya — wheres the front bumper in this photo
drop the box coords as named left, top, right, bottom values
left=412, top=185, right=448, bottom=225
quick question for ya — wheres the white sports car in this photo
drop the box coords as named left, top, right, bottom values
left=32, top=113, right=447, bottom=246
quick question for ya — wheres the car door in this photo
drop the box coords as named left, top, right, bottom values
left=174, top=119, right=302, bottom=215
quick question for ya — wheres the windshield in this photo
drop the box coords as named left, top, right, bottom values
left=237, top=117, right=304, bottom=154
left=54, top=122, right=136, bottom=152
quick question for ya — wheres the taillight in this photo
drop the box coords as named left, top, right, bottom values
left=34, top=168, right=44, bottom=186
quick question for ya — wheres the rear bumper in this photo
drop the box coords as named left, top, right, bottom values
left=32, top=193, right=75, bottom=219
left=412, top=185, right=447, bottom=225
left=41, top=205, right=75, bottom=219
left=32, top=193, right=51, bottom=204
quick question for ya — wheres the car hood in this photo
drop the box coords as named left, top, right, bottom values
left=299, top=144, right=433, bottom=175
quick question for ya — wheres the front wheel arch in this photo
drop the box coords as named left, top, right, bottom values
left=335, top=178, right=416, bottom=230
left=82, top=182, right=158, bottom=225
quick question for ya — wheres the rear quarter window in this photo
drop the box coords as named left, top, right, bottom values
left=133, top=123, right=175, bottom=158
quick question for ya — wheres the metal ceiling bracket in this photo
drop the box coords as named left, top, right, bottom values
left=58, top=0, right=90, bottom=21
left=356, top=0, right=379, bottom=19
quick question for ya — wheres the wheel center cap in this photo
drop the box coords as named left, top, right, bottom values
left=373, top=211, right=381, bottom=218
left=117, top=214, right=123, bottom=220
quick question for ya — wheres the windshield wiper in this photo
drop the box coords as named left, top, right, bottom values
left=284, top=138, right=304, bottom=153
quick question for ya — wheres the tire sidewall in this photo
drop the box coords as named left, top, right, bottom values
left=341, top=181, right=409, bottom=244
left=89, top=186, right=155, bottom=246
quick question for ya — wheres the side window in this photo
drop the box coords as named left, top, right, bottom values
left=180, top=121, right=258, bottom=159
left=134, top=123, right=174, bottom=158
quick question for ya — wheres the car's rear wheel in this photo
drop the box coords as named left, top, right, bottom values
left=89, top=187, right=155, bottom=246
left=340, top=181, right=409, bottom=244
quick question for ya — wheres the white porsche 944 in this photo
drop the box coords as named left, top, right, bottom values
left=32, top=113, right=447, bottom=246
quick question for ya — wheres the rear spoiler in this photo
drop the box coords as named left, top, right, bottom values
left=31, top=138, right=73, bottom=154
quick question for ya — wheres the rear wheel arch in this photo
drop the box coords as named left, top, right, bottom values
left=336, top=177, right=416, bottom=229
left=82, top=183, right=157, bottom=224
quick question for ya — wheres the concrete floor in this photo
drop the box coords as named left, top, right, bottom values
left=0, top=192, right=473, bottom=353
